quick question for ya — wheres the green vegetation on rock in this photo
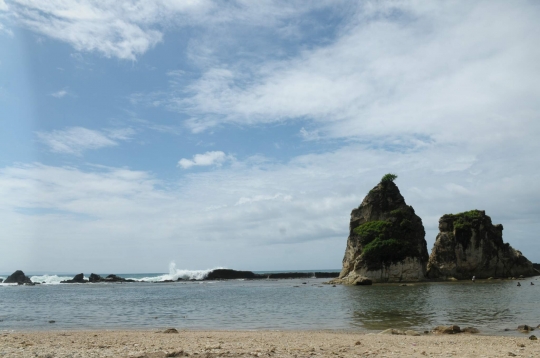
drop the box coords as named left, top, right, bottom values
left=363, top=238, right=411, bottom=265
left=380, top=173, right=398, bottom=183
left=442, top=209, right=483, bottom=222
left=352, top=208, right=418, bottom=267
left=442, top=210, right=484, bottom=251
left=353, top=221, right=390, bottom=246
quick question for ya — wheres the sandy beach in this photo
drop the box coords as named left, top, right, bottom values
left=1, top=330, right=538, bottom=358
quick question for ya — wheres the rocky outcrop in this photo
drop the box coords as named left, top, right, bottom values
left=4, top=270, right=33, bottom=284
left=89, top=273, right=103, bottom=282
left=427, top=210, right=536, bottom=279
left=87, top=273, right=135, bottom=283
left=103, top=274, right=135, bottom=282
left=205, top=269, right=258, bottom=280
left=204, top=269, right=340, bottom=280
left=61, top=273, right=88, bottom=283
left=336, top=176, right=429, bottom=284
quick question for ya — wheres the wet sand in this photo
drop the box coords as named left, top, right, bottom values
left=1, top=330, right=539, bottom=357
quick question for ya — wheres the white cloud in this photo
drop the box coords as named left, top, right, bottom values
left=0, top=0, right=10, bottom=35
left=235, top=193, right=292, bottom=206
left=36, top=127, right=131, bottom=155
left=6, top=0, right=329, bottom=60
left=146, top=0, right=540, bottom=152
left=2, top=139, right=540, bottom=272
left=105, top=127, right=136, bottom=140
left=178, top=151, right=230, bottom=169
left=299, top=127, right=320, bottom=141
left=50, top=89, right=67, bottom=98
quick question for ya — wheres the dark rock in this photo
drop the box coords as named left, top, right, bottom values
left=336, top=176, right=429, bottom=284
left=0, top=278, right=3, bottom=283
left=427, top=210, right=537, bottom=280
left=530, top=335, right=538, bottom=340
left=104, top=274, right=135, bottom=282
left=354, top=277, right=373, bottom=285
left=60, top=273, right=88, bottom=283
left=162, top=328, right=179, bottom=334
left=89, top=273, right=103, bottom=282
left=205, top=269, right=258, bottom=280
left=518, top=324, right=534, bottom=333
left=4, top=270, right=33, bottom=284
left=461, top=327, right=479, bottom=334
left=48, top=320, right=55, bottom=324
left=204, top=269, right=339, bottom=280
left=433, top=325, right=461, bottom=334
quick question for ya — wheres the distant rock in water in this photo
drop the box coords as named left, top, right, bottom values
left=88, top=273, right=135, bottom=283
left=427, top=210, right=537, bottom=279
left=88, top=273, right=103, bottom=282
left=206, top=269, right=258, bottom=280
left=335, top=175, right=429, bottom=284
left=204, top=269, right=339, bottom=280
left=61, top=273, right=88, bottom=283
left=4, top=270, right=33, bottom=285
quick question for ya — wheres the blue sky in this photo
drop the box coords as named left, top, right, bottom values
left=1, top=0, right=540, bottom=273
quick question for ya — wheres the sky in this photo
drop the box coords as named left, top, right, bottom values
left=1, top=0, right=539, bottom=274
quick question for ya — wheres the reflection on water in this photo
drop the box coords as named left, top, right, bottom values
left=0, top=277, right=538, bottom=335
left=344, top=280, right=539, bottom=334
left=344, top=284, right=435, bottom=330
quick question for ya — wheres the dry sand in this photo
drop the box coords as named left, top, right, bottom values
left=0, top=330, right=538, bottom=358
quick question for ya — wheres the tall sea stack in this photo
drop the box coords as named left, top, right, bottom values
left=337, top=175, right=429, bottom=284
left=427, top=210, right=536, bottom=279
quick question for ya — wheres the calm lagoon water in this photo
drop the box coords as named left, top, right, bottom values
left=1, top=276, right=539, bottom=335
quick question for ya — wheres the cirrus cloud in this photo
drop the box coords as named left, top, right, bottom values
left=36, top=126, right=135, bottom=155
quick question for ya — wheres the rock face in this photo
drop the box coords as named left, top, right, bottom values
left=4, top=270, right=33, bottom=284
left=337, top=178, right=429, bottom=284
left=427, top=210, right=536, bottom=279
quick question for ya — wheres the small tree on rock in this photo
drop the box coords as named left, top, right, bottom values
left=381, top=173, right=398, bottom=183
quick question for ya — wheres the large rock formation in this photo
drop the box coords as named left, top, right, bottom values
left=4, top=270, right=33, bottom=284
left=427, top=210, right=536, bottom=279
left=337, top=176, right=429, bottom=284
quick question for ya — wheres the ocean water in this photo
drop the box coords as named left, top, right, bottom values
left=1, top=270, right=539, bottom=335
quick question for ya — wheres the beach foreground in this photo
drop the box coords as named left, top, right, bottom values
left=1, top=330, right=538, bottom=358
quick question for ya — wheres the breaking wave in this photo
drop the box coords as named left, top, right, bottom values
left=30, top=274, right=83, bottom=284
left=131, top=262, right=225, bottom=282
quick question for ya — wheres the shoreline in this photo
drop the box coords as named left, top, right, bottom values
left=1, top=329, right=538, bottom=357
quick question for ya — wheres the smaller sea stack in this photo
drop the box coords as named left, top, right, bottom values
left=427, top=210, right=536, bottom=279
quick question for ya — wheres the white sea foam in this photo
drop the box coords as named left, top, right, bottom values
left=30, top=274, right=84, bottom=284
left=132, top=262, right=225, bottom=282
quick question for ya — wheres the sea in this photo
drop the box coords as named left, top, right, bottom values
left=1, top=264, right=539, bottom=335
